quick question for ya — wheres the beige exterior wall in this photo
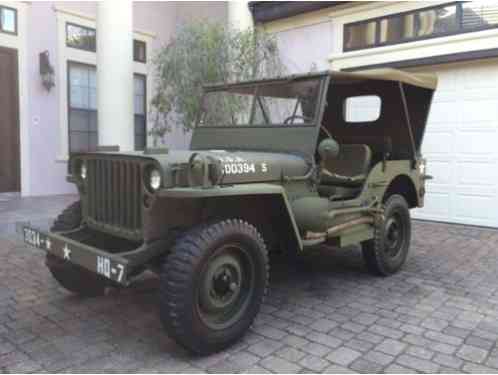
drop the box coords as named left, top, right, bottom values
left=258, top=1, right=498, bottom=72
left=228, top=0, right=253, bottom=30
left=0, top=1, right=30, bottom=195
left=3, top=1, right=227, bottom=196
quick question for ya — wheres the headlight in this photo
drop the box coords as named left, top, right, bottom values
left=80, top=161, right=87, bottom=180
left=149, top=169, right=162, bottom=190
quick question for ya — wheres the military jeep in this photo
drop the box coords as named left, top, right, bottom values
left=23, top=68, right=436, bottom=354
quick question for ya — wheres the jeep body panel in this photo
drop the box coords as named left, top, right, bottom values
left=25, top=67, right=437, bottom=281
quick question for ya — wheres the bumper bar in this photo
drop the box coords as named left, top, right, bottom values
left=23, top=226, right=130, bottom=285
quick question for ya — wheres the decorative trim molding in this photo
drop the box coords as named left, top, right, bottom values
left=54, top=6, right=154, bottom=161
left=319, top=1, right=498, bottom=71
left=0, top=1, right=30, bottom=195
left=343, top=48, right=498, bottom=71
left=329, top=27, right=498, bottom=70
left=52, top=5, right=157, bottom=39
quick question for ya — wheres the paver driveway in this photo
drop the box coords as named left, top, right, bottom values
left=1, top=220, right=498, bottom=373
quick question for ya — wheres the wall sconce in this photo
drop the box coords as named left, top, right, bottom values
left=39, top=50, right=55, bottom=91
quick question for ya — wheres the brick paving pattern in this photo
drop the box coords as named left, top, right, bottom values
left=1, top=220, right=498, bottom=373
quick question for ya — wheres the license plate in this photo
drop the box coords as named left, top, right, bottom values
left=24, top=227, right=51, bottom=250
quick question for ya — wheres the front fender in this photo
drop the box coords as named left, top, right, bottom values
left=157, top=184, right=303, bottom=250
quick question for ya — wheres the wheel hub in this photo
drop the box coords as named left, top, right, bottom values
left=211, top=265, right=239, bottom=303
left=197, top=245, right=254, bottom=330
left=384, top=214, right=403, bottom=257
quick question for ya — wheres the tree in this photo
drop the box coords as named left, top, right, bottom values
left=150, top=21, right=285, bottom=144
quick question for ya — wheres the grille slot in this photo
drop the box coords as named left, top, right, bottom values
left=86, top=157, right=143, bottom=239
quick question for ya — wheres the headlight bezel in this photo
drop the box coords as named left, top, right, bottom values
left=72, top=158, right=87, bottom=181
left=144, top=165, right=163, bottom=193
left=150, top=169, right=162, bottom=190
left=80, top=161, right=87, bottom=180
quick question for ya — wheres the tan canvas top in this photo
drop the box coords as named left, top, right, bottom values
left=330, top=68, right=438, bottom=90
left=205, top=68, right=438, bottom=91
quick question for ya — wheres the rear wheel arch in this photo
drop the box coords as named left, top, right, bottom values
left=383, top=174, right=418, bottom=208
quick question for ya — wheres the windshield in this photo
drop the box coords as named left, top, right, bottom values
left=199, top=78, right=322, bottom=127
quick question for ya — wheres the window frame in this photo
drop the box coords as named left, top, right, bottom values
left=133, top=39, right=147, bottom=63
left=343, top=95, right=382, bottom=124
left=66, top=62, right=148, bottom=153
left=66, top=22, right=97, bottom=52
left=343, top=1, right=498, bottom=52
left=133, top=73, right=147, bottom=150
left=199, top=77, right=326, bottom=129
left=67, top=61, right=98, bottom=153
left=0, top=5, right=18, bottom=35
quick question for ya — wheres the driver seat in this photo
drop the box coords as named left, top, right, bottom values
left=318, top=144, right=372, bottom=199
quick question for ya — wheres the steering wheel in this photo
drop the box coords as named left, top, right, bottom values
left=283, top=115, right=311, bottom=125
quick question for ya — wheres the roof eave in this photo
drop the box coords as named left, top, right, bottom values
left=248, top=1, right=348, bottom=24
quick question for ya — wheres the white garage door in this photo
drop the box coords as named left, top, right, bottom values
left=412, top=59, right=498, bottom=228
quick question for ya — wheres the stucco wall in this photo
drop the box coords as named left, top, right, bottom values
left=25, top=1, right=227, bottom=196
left=272, top=21, right=333, bottom=74
left=27, top=3, right=65, bottom=196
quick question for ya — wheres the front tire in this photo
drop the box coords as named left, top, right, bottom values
left=160, top=219, right=269, bottom=355
left=362, top=194, right=411, bottom=276
left=46, top=254, right=106, bottom=297
left=47, top=201, right=106, bottom=297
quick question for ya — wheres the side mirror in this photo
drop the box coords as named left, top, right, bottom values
left=318, top=138, right=340, bottom=161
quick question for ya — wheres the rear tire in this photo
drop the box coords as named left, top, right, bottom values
left=160, top=219, right=269, bottom=355
left=47, top=201, right=106, bottom=297
left=362, top=194, right=411, bottom=276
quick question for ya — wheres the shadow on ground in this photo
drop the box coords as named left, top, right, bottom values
left=2, top=221, right=498, bottom=372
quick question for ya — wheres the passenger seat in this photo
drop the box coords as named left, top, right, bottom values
left=318, top=144, right=372, bottom=198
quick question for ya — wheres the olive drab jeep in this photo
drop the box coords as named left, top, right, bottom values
left=23, top=68, right=437, bottom=354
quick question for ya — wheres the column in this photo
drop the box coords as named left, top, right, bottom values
left=228, top=1, right=253, bottom=30
left=97, top=1, right=134, bottom=151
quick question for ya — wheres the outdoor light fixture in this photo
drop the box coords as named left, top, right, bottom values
left=39, top=50, right=55, bottom=91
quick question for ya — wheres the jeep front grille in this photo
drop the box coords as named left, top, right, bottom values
left=85, top=157, right=143, bottom=239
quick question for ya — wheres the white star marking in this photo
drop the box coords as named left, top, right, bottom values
left=63, top=244, right=71, bottom=260
left=45, top=238, right=51, bottom=250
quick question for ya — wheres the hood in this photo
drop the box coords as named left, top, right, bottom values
left=89, top=149, right=311, bottom=187
left=160, top=149, right=310, bottom=187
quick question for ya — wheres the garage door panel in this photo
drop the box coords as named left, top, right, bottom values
left=426, top=100, right=459, bottom=127
left=462, top=65, right=498, bottom=89
left=460, top=99, right=498, bottom=124
left=425, top=160, right=452, bottom=186
left=414, top=192, right=451, bottom=220
left=412, top=59, right=498, bottom=228
left=454, top=193, right=498, bottom=224
left=422, top=131, right=453, bottom=155
left=455, top=129, right=497, bottom=155
left=456, top=160, right=498, bottom=186
left=433, top=71, right=458, bottom=92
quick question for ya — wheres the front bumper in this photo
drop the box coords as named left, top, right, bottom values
left=23, top=226, right=130, bottom=285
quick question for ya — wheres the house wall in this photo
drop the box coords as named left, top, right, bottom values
left=21, top=1, right=226, bottom=196
left=272, top=22, right=333, bottom=74
left=259, top=6, right=338, bottom=74
left=0, top=1, right=30, bottom=196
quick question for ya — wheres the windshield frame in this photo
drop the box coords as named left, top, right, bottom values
left=198, top=76, right=327, bottom=129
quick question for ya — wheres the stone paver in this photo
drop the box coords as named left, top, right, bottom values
left=1, top=205, right=498, bottom=373
left=326, top=347, right=362, bottom=366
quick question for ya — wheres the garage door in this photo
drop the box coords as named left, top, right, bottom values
left=412, top=59, right=498, bottom=228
